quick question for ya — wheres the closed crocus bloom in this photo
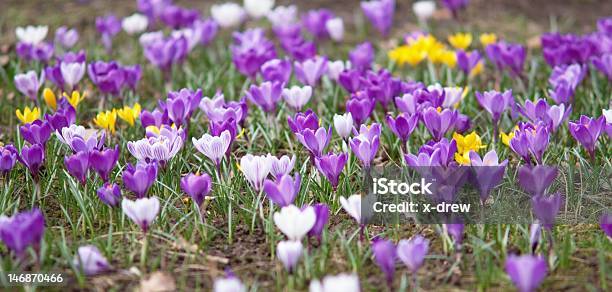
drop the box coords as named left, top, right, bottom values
left=505, top=254, right=547, bottom=292
left=444, top=223, right=464, bottom=247
left=244, top=0, right=274, bottom=19
left=294, top=57, right=328, bottom=87
left=0, top=145, right=18, bottom=174
left=55, top=125, right=105, bottom=153
left=18, top=144, right=45, bottom=179
left=122, top=162, right=158, bottom=198
left=604, top=109, right=612, bottom=137
left=509, top=122, right=550, bottom=164
left=143, top=35, right=189, bottom=74
left=309, top=273, right=360, bottom=292
left=180, top=172, right=212, bottom=206
left=97, top=183, right=122, bottom=207
left=517, top=165, right=557, bottom=197
left=308, top=203, right=330, bottom=240
left=282, top=85, right=312, bottom=111
left=469, top=150, right=507, bottom=203
left=412, top=1, right=436, bottom=21
left=531, top=193, right=563, bottom=230
left=287, top=109, right=319, bottom=133
left=73, top=245, right=111, bottom=276
left=60, top=62, right=85, bottom=91
left=64, top=151, right=90, bottom=184
left=456, top=50, right=483, bottom=76
left=89, top=145, right=120, bottom=182
left=20, top=120, right=52, bottom=147
left=340, top=194, right=361, bottom=224
left=326, top=60, right=350, bottom=81
left=277, top=240, right=303, bottom=273
left=245, top=81, right=283, bottom=113
left=42, top=88, right=57, bottom=110
left=422, top=107, right=458, bottom=141
left=267, top=154, right=296, bottom=179
left=127, top=127, right=184, bottom=164
left=448, top=33, right=472, bottom=50
left=0, top=208, right=45, bottom=256
left=193, top=130, right=232, bottom=168
left=361, top=0, right=395, bottom=36
left=475, top=90, right=513, bottom=124
left=386, top=113, right=419, bottom=144
left=315, top=152, right=348, bottom=190
left=296, top=126, right=332, bottom=158
left=121, top=197, right=160, bottom=233
left=14, top=70, right=44, bottom=100
left=479, top=33, right=497, bottom=46
left=350, top=124, right=381, bottom=169
left=397, top=235, right=429, bottom=273
left=518, top=99, right=572, bottom=132
left=529, top=223, right=541, bottom=253
left=302, top=9, right=334, bottom=39
left=267, top=5, right=298, bottom=27
left=261, top=58, right=292, bottom=84
left=55, top=26, right=78, bottom=48
left=592, top=53, right=612, bottom=80
left=600, top=213, right=612, bottom=238
left=371, top=238, right=396, bottom=287
left=485, top=41, right=526, bottom=77
left=213, top=273, right=247, bottom=292
left=231, top=29, right=277, bottom=79
left=240, top=154, right=272, bottom=191
left=334, top=113, right=354, bottom=139
left=122, top=13, right=148, bottom=35
left=45, top=107, right=76, bottom=131
left=568, top=115, right=606, bottom=159
left=93, top=109, right=118, bottom=135
left=273, top=204, right=316, bottom=241
left=349, top=42, right=374, bottom=72
left=346, top=92, right=375, bottom=125
left=325, top=17, right=344, bottom=42
left=263, top=173, right=300, bottom=207
left=15, top=25, right=48, bottom=45
left=117, top=103, right=141, bottom=127
left=96, top=15, right=121, bottom=52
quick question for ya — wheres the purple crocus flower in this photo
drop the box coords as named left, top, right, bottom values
left=456, top=50, right=481, bottom=76
left=55, top=125, right=105, bottom=153
left=160, top=5, right=199, bottom=29
left=475, top=89, right=513, bottom=136
left=164, top=88, right=202, bottom=127
left=0, top=208, right=45, bottom=256
left=192, top=130, right=232, bottom=170
left=441, top=0, right=469, bottom=18
left=568, top=115, right=606, bottom=160
left=517, top=165, right=557, bottom=197
left=0, top=145, right=18, bottom=175
left=349, top=42, right=374, bottom=72
left=268, top=154, right=296, bottom=179
left=279, top=34, right=318, bottom=62
left=140, top=109, right=169, bottom=129
left=143, top=35, right=189, bottom=76
left=422, top=107, right=458, bottom=141
left=88, top=61, right=126, bottom=96
left=361, top=0, right=395, bottom=37
left=296, top=126, right=332, bottom=158
left=386, top=113, right=419, bottom=145
left=45, top=106, right=76, bottom=131
left=194, top=18, right=219, bottom=46
left=350, top=123, right=381, bottom=169
left=509, top=122, right=550, bottom=164
left=18, top=144, right=45, bottom=179
left=16, top=42, right=54, bottom=63
left=263, top=174, right=300, bottom=207
left=419, top=138, right=458, bottom=167
left=600, top=213, right=612, bottom=238
left=137, top=0, right=171, bottom=24
left=122, top=162, right=158, bottom=198
left=346, top=91, right=375, bottom=125
left=518, top=99, right=571, bottom=132
left=592, top=53, right=612, bottom=80
left=261, top=58, right=292, bottom=84
left=541, top=33, right=597, bottom=67
left=531, top=193, right=563, bottom=230
left=180, top=172, right=212, bottom=206
left=548, top=63, right=587, bottom=104
left=308, top=203, right=330, bottom=240
left=20, top=120, right=52, bottom=147
left=73, top=245, right=111, bottom=276
left=96, top=15, right=121, bottom=52
left=89, top=145, right=120, bottom=182
left=245, top=81, right=283, bottom=113
left=14, top=70, right=44, bottom=100
left=444, top=223, right=465, bottom=248
left=469, top=150, right=508, bottom=204
left=231, top=28, right=277, bottom=79
left=338, top=69, right=364, bottom=93
left=301, top=9, right=335, bottom=39
left=397, top=235, right=429, bottom=273
left=64, top=151, right=90, bottom=185
left=287, top=110, right=319, bottom=133
left=371, top=237, right=396, bottom=287
left=54, top=26, right=78, bottom=49
left=362, top=69, right=405, bottom=110
left=123, top=65, right=142, bottom=90
left=505, top=254, right=547, bottom=292
left=294, top=56, right=328, bottom=87
left=315, top=152, right=348, bottom=190
left=97, top=183, right=122, bottom=207
left=486, top=42, right=526, bottom=77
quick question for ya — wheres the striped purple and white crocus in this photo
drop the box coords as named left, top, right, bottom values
left=128, top=127, right=184, bottom=165
left=192, top=130, right=232, bottom=171
left=239, top=154, right=272, bottom=191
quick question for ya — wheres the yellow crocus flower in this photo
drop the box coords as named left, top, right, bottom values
left=63, top=91, right=86, bottom=109
left=454, top=151, right=472, bottom=165
left=94, top=109, right=118, bottom=134
left=43, top=88, right=57, bottom=110
left=500, top=129, right=517, bottom=146
left=117, top=103, right=142, bottom=127
left=480, top=33, right=497, bottom=47
left=448, top=33, right=472, bottom=50
left=470, top=61, right=484, bottom=77
left=453, top=131, right=486, bottom=154
left=15, top=107, right=40, bottom=124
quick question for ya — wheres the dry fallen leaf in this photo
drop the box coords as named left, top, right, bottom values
left=138, top=271, right=176, bottom=292
left=172, top=236, right=199, bottom=253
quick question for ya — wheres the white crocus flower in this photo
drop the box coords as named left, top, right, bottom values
left=340, top=194, right=361, bottom=223
left=15, top=25, right=49, bottom=45
left=211, top=3, right=246, bottom=28
left=273, top=204, right=316, bottom=241
left=244, top=0, right=275, bottom=19
left=412, top=1, right=436, bottom=21
left=309, top=273, right=360, bottom=292
left=122, top=13, right=149, bottom=35
left=240, top=154, right=272, bottom=191
left=121, top=197, right=160, bottom=232
left=333, top=113, right=354, bottom=139
left=282, top=85, right=312, bottom=111
left=192, top=130, right=232, bottom=166
left=325, top=18, right=344, bottom=42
